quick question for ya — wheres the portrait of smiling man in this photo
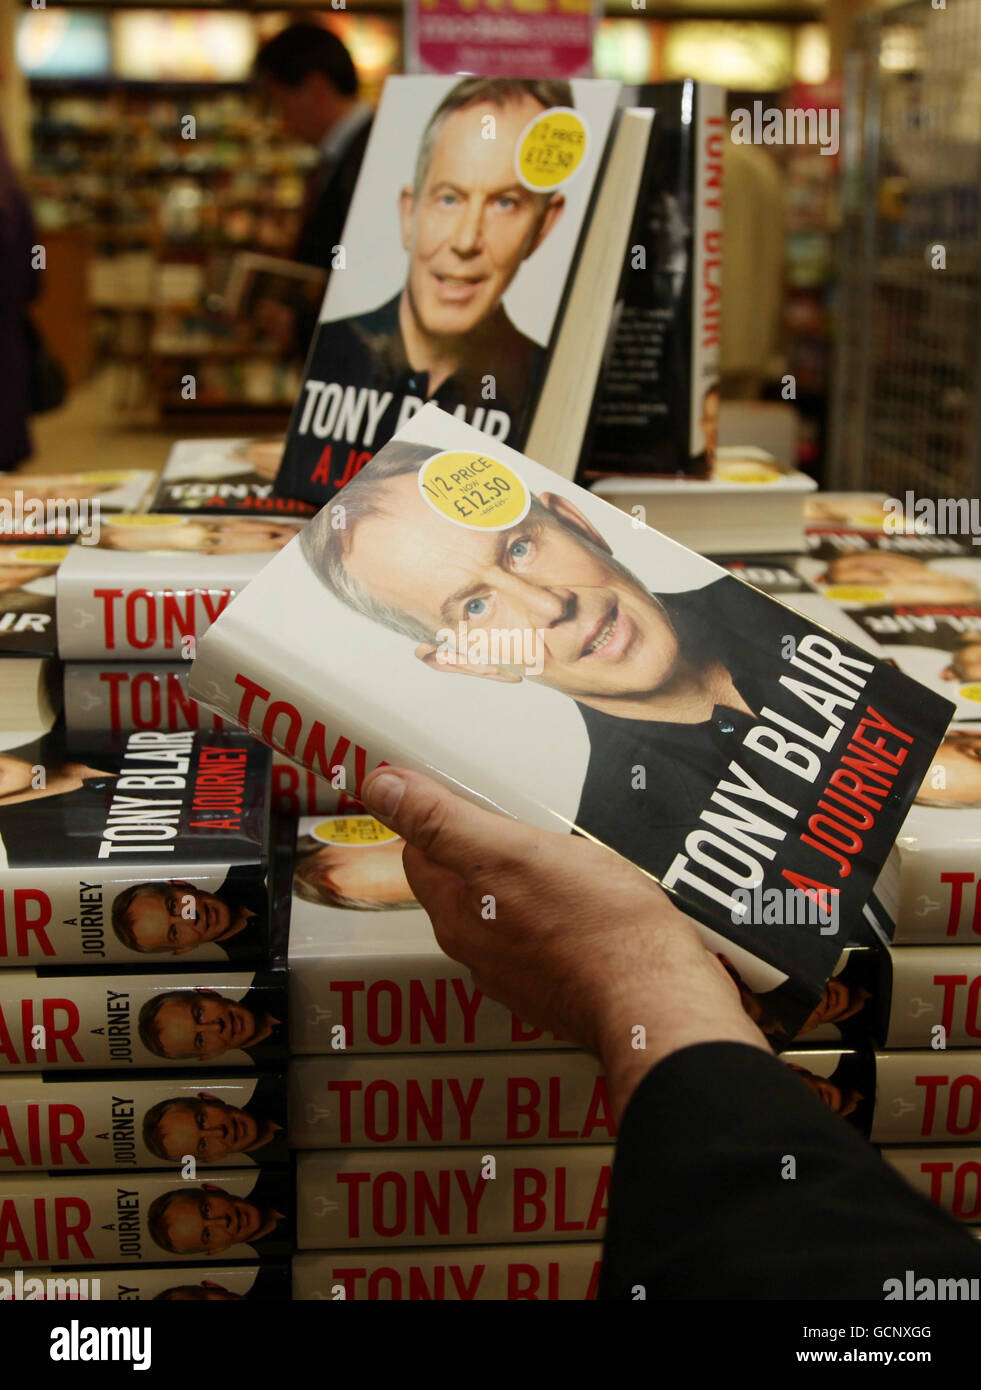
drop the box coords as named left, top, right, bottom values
left=286, top=76, right=574, bottom=496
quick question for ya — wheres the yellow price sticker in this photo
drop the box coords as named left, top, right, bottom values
left=312, top=815, right=399, bottom=847
left=104, top=514, right=189, bottom=527
left=959, top=685, right=981, bottom=704
left=79, top=471, right=130, bottom=486
left=516, top=107, right=588, bottom=192
left=4, top=545, right=69, bottom=564
left=824, top=586, right=887, bottom=604
left=419, top=452, right=529, bottom=531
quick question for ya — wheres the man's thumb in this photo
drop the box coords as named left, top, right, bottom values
left=361, top=767, right=518, bottom=874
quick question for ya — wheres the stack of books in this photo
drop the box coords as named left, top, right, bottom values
left=0, top=728, right=294, bottom=1301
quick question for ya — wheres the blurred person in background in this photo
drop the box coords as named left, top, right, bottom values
left=254, top=23, right=373, bottom=276
left=0, top=108, right=40, bottom=471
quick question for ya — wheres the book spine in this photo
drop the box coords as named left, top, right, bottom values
left=0, top=1261, right=291, bottom=1301
left=0, top=1073, right=288, bottom=1169
left=870, top=1051, right=981, bottom=1144
left=0, top=1167, right=294, bottom=1266
left=0, top=970, right=288, bottom=1070
left=691, top=83, right=724, bottom=470
left=296, top=1145, right=613, bottom=1248
left=292, top=1244, right=602, bottom=1300
left=289, top=952, right=565, bottom=1054
left=0, top=863, right=269, bottom=968
left=65, top=662, right=366, bottom=817
left=56, top=551, right=258, bottom=660
left=288, top=1052, right=612, bottom=1147
left=880, top=1147, right=981, bottom=1223
left=892, top=845, right=981, bottom=945
left=880, top=947, right=981, bottom=1048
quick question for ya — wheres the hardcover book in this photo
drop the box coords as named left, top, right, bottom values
left=192, top=404, right=953, bottom=1036
left=0, top=1072, right=287, bottom=1169
left=0, top=1166, right=293, bottom=1266
left=296, top=1145, right=612, bottom=1248
left=873, top=721, right=981, bottom=944
left=866, top=1050, right=981, bottom=1144
left=292, top=1245, right=601, bottom=1300
left=0, top=968, right=287, bottom=1070
left=0, top=1261, right=291, bottom=1301
left=577, top=81, right=724, bottom=481
left=55, top=513, right=303, bottom=660
left=63, top=663, right=370, bottom=818
left=273, top=75, right=622, bottom=502
left=0, top=728, right=273, bottom=966
left=876, top=945, right=981, bottom=1048
left=0, top=472, right=156, bottom=542
left=881, top=1148, right=981, bottom=1224
left=150, top=439, right=315, bottom=519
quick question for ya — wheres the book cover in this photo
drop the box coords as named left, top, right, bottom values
left=779, top=1048, right=874, bottom=1132
left=286, top=814, right=562, bottom=1054
left=578, top=81, right=724, bottom=480
left=873, top=720, right=981, bottom=943
left=63, top=664, right=372, bottom=818
left=0, top=543, right=64, bottom=657
left=868, top=1050, right=981, bottom=1144
left=192, top=403, right=953, bottom=1036
left=0, top=1261, right=291, bottom=1301
left=288, top=1050, right=613, bottom=1148
left=55, top=514, right=303, bottom=660
left=0, top=728, right=272, bottom=966
left=0, top=1071, right=287, bottom=1169
left=0, top=968, right=287, bottom=1070
left=296, top=1145, right=612, bottom=1248
left=0, top=472, right=156, bottom=542
left=273, top=75, right=621, bottom=502
left=292, top=1245, right=601, bottom=1300
left=150, top=439, right=315, bottom=519
left=880, top=1148, right=981, bottom=1224
left=0, top=1166, right=293, bottom=1266
left=877, top=945, right=981, bottom=1048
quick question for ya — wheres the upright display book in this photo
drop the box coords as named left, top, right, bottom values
left=192, top=404, right=953, bottom=1036
left=0, top=968, right=287, bottom=1070
left=150, top=439, right=315, bottom=519
left=292, top=1245, right=601, bottom=1301
left=876, top=946, right=981, bottom=1048
left=0, top=1072, right=287, bottom=1169
left=289, top=1051, right=612, bottom=1148
left=0, top=728, right=272, bottom=966
left=273, top=75, right=621, bottom=502
left=0, top=1167, right=293, bottom=1266
left=578, top=81, right=724, bottom=481
left=0, top=1262, right=291, bottom=1301
left=296, top=1145, right=612, bottom=1248
left=56, top=514, right=303, bottom=660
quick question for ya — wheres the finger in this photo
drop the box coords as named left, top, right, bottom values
left=361, top=766, right=529, bottom=876
left=402, top=846, right=472, bottom=956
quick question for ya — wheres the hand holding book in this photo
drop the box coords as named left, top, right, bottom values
left=361, top=764, right=768, bottom=1118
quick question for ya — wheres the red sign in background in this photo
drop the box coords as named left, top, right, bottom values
left=409, top=0, right=596, bottom=79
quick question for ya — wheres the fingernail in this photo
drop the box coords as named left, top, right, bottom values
left=363, top=771, right=406, bottom=820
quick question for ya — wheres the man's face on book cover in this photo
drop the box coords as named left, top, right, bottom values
left=120, top=882, right=241, bottom=955
left=916, top=727, right=981, bottom=806
left=399, top=95, right=563, bottom=341
left=157, top=1188, right=265, bottom=1255
left=297, top=837, right=415, bottom=908
left=342, top=472, right=684, bottom=701
left=151, top=990, right=264, bottom=1059
left=149, top=1095, right=263, bottom=1163
left=821, top=552, right=978, bottom=605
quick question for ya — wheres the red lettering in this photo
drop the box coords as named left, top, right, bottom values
left=94, top=589, right=123, bottom=649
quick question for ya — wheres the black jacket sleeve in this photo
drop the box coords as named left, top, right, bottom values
left=598, top=1041, right=981, bottom=1300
